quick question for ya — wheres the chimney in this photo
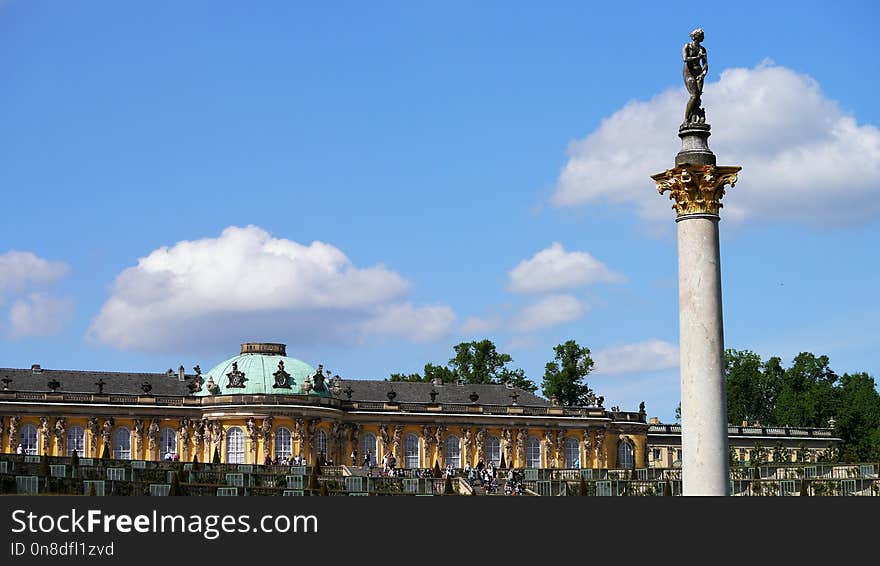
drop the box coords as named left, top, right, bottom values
left=649, top=416, right=660, bottom=424
left=31, top=364, right=42, bottom=374
left=178, top=365, right=185, bottom=381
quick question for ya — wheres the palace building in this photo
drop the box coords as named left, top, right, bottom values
left=0, top=343, right=651, bottom=470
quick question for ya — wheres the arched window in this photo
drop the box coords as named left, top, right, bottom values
left=160, top=428, right=177, bottom=459
left=226, top=427, right=245, bottom=464
left=617, top=438, right=635, bottom=469
left=274, top=427, right=292, bottom=460
left=19, top=424, right=38, bottom=456
left=113, top=427, right=131, bottom=460
left=565, top=437, right=580, bottom=468
left=67, top=426, right=85, bottom=457
left=526, top=436, right=542, bottom=468
left=361, top=433, right=377, bottom=465
left=316, top=430, right=328, bottom=462
left=485, top=436, right=501, bottom=466
left=404, top=434, right=420, bottom=468
left=445, top=435, right=460, bottom=468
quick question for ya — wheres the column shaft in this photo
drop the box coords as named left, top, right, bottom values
left=677, top=215, right=729, bottom=495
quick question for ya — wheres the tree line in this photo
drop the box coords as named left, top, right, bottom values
left=676, top=349, right=880, bottom=462
left=387, top=339, right=596, bottom=407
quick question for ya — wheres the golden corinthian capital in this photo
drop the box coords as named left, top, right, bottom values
left=651, top=164, right=741, bottom=217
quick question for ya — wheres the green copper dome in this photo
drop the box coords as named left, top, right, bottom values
left=195, top=343, right=331, bottom=397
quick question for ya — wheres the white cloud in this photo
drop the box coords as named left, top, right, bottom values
left=8, top=293, right=74, bottom=338
left=508, top=242, right=624, bottom=294
left=593, top=339, right=679, bottom=376
left=510, top=294, right=587, bottom=332
left=459, top=315, right=501, bottom=335
left=552, top=62, right=880, bottom=225
left=362, top=303, right=456, bottom=343
left=0, top=251, right=68, bottom=293
left=89, top=225, right=455, bottom=351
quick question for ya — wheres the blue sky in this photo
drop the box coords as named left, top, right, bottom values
left=1, top=1, right=878, bottom=422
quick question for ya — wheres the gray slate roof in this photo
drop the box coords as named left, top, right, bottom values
left=341, top=379, right=550, bottom=406
left=0, top=367, right=550, bottom=407
left=0, top=367, right=193, bottom=396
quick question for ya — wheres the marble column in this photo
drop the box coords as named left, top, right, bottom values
left=652, top=124, right=740, bottom=496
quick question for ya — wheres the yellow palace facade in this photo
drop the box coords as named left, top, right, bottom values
left=0, top=343, right=650, bottom=471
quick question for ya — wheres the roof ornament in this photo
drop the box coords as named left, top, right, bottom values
left=1, top=377, right=12, bottom=391
left=469, top=392, right=479, bottom=404
left=225, top=361, right=246, bottom=388
left=95, top=378, right=105, bottom=394
left=329, top=374, right=342, bottom=396
left=47, top=379, right=61, bottom=393
left=342, top=384, right=354, bottom=400
left=272, top=360, right=292, bottom=389
left=510, top=391, right=519, bottom=406
left=188, top=365, right=203, bottom=393
left=386, top=389, right=397, bottom=403
left=141, top=381, right=153, bottom=395
left=205, top=375, right=219, bottom=394
left=429, top=388, right=438, bottom=404
left=302, top=374, right=313, bottom=394
left=312, top=365, right=327, bottom=391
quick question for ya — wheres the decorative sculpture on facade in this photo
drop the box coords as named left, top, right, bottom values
left=392, top=425, right=403, bottom=457
left=516, top=429, right=526, bottom=466
left=260, top=416, right=273, bottom=448
left=226, top=362, right=246, bottom=388
left=133, top=419, right=145, bottom=458
left=101, top=418, right=114, bottom=452
left=193, top=418, right=207, bottom=457
left=148, top=418, right=160, bottom=453
left=595, top=429, right=605, bottom=467
left=543, top=430, right=555, bottom=467
left=188, top=366, right=203, bottom=393
left=210, top=420, right=224, bottom=446
left=8, top=415, right=20, bottom=452
left=306, top=419, right=319, bottom=454
left=272, top=360, right=291, bottom=389
left=39, top=417, right=50, bottom=454
left=461, top=427, right=473, bottom=465
left=205, top=375, right=219, bottom=394
left=246, top=417, right=258, bottom=456
left=312, top=365, right=326, bottom=392
left=86, top=417, right=98, bottom=456
left=54, top=417, right=66, bottom=453
left=475, top=428, right=486, bottom=463
left=582, top=429, right=593, bottom=468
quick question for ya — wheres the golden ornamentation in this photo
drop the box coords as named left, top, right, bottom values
left=651, top=164, right=741, bottom=217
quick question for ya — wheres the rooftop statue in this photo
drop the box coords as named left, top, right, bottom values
left=682, top=28, right=708, bottom=128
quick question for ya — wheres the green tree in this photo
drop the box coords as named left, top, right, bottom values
left=386, top=340, right=537, bottom=392
left=774, top=352, right=838, bottom=428
left=541, top=340, right=594, bottom=406
left=388, top=372, right=424, bottom=382
left=449, top=340, right=514, bottom=384
left=496, top=367, right=538, bottom=393
left=724, top=349, right=782, bottom=426
left=833, top=372, right=880, bottom=462
left=424, top=363, right=456, bottom=384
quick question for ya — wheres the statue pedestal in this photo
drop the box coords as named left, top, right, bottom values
left=677, top=125, right=715, bottom=166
